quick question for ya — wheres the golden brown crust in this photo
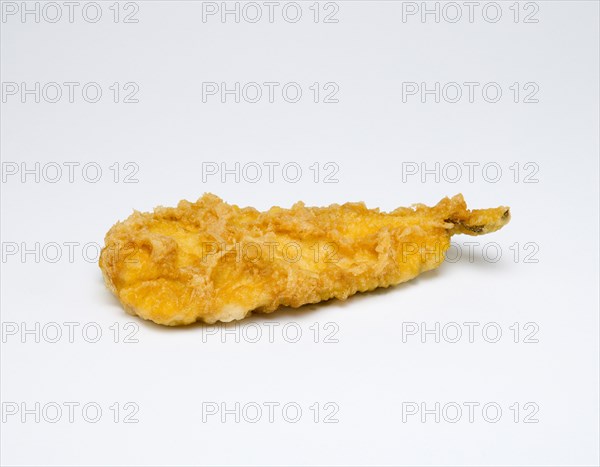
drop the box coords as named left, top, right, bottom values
left=99, top=194, right=510, bottom=325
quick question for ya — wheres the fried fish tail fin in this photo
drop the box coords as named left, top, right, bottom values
left=430, top=194, right=511, bottom=236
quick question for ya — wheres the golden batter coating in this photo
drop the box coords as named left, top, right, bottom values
left=99, top=194, right=510, bottom=326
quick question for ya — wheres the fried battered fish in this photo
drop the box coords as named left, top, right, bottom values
left=99, top=194, right=510, bottom=325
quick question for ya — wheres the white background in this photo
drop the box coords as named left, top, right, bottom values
left=1, top=1, right=599, bottom=465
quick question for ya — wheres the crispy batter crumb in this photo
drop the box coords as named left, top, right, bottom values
left=99, top=194, right=510, bottom=325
